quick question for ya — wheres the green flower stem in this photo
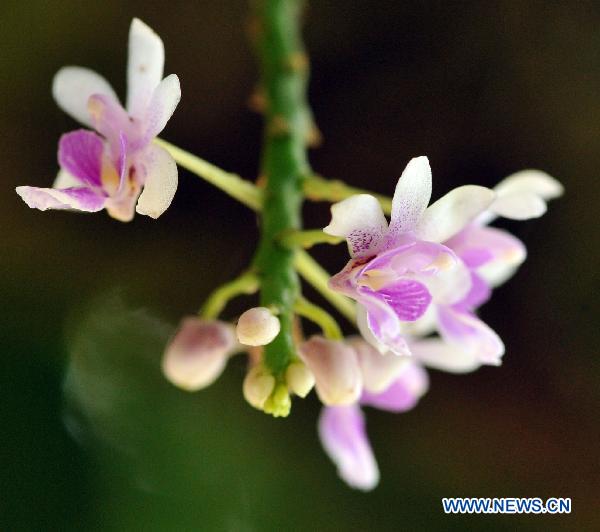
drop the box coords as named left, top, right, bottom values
left=200, top=270, right=260, bottom=320
left=252, top=0, right=311, bottom=379
left=294, top=296, right=342, bottom=340
left=304, top=174, right=393, bottom=214
left=294, top=250, right=356, bottom=325
left=154, top=138, right=263, bottom=211
left=278, top=229, right=342, bottom=249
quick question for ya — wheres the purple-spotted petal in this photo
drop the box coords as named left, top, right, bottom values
left=16, top=186, right=106, bottom=212
left=361, top=361, right=428, bottom=413
left=57, top=130, right=105, bottom=187
left=324, top=194, right=388, bottom=258
left=52, top=66, right=118, bottom=127
left=318, top=405, right=379, bottom=491
left=126, top=18, right=165, bottom=119
left=389, top=156, right=432, bottom=237
left=437, top=306, right=504, bottom=366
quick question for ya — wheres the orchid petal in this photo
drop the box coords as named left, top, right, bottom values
left=16, top=186, right=106, bottom=212
left=57, top=130, right=105, bottom=188
left=489, top=191, right=547, bottom=220
left=318, top=405, right=379, bottom=491
left=361, top=361, right=429, bottom=412
left=437, top=307, right=504, bottom=366
left=135, top=144, right=178, bottom=218
left=324, top=194, right=388, bottom=258
left=358, top=289, right=417, bottom=356
left=53, top=169, right=80, bottom=189
left=448, top=225, right=526, bottom=287
left=52, top=67, right=118, bottom=127
left=141, top=74, right=181, bottom=143
left=389, top=156, right=432, bottom=236
left=494, top=169, right=564, bottom=201
left=349, top=337, right=411, bottom=393
left=398, top=304, right=437, bottom=337
left=416, top=185, right=495, bottom=242
left=298, top=337, right=362, bottom=406
left=410, top=338, right=482, bottom=373
left=87, top=94, right=135, bottom=155
left=126, top=18, right=165, bottom=119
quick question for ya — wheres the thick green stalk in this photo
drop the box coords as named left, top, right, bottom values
left=253, top=0, right=310, bottom=377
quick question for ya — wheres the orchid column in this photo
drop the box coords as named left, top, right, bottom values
left=251, top=0, right=311, bottom=414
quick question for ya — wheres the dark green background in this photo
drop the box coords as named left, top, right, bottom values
left=1, top=1, right=598, bottom=530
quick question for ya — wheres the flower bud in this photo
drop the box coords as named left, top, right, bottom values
left=348, top=337, right=410, bottom=394
left=236, top=307, right=280, bottom=346
left=285, top=361, right=315, bottom=398
left=263, top=383, right=292, bottom=418
left=162, top=318, right=236, bottom=392
left=243, top=365, right=276, bottom=410
left=298, top=336, right=362, bottom=406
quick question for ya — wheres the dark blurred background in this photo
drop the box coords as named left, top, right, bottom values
left=1, top=1, right=598, bottom=530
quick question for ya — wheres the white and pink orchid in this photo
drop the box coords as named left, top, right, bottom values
left=300, top=337, right=428, bottom=490
left=325, top=156, right=496, bottom=357
left=16, top=18, right=181, bottom=221
left=400, top=169, right=564, bottom=373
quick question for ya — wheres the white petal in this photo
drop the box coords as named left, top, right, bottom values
left=416, top=185, right=495, bottom=242
left=389, top=156, right=432, bottom=235
left=409, top=338, right=481, bottom=373
left=489, top=191, right=547, bottom=220
left=142, top=74, right=181, bottom=140
left=52, top=67, right=118, bottom=127
left=324, top=194, right=388, bottom=258
left=53, top=169, right=80, bottom=189
left=349, top=337, right=411, bottom=394
left=494, top=169, right=564, bottom=201
left=135, top=144, right=178, bottom=218
left=127, top=18, right=165, bottom=118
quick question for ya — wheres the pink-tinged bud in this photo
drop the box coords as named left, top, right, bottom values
left=162, top=318, right=236, bottom=392
left=243, top=365, right=276, bottom=410
left=285, top=361, right=315, bottom=398
left=348, top=337, right=411, bottom=394
left=236, top=307, right=281, bottom=346
left=298, top=336, right=362, bottom=406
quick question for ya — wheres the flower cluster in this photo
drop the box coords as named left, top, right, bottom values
left=160, top=156, right=561, bottom=490
left=18, top=15, right=562, bottom=492
left=16, top=19, right=180, bottom=221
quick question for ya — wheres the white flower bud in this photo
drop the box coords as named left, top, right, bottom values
left=348, top=337, right=411, bottom=394
left=162, top=318, right=236, bottom=392
left=243, top=365, right=276, bottom=410
left=285, top=361, right=315, bottom=398
left=236, top=307, right=280, bottom=346
left=298, top=336, right=362, bottom=406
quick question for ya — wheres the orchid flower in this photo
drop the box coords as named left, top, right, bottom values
left=324, top=156, right=495, bottom=356
left=16, top=18, right=181, bottom=221
left=400, top=169, right=563, bottom=373
left=313, top=337, right=428, bottom=490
